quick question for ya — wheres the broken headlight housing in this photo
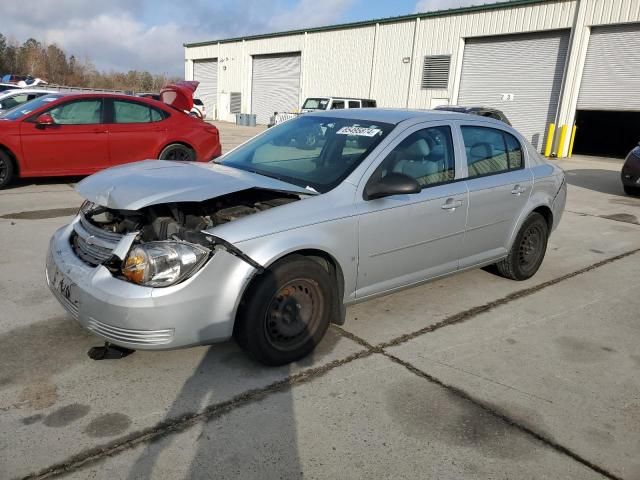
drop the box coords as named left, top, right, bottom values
left=122, top=241, right=210, bottom=287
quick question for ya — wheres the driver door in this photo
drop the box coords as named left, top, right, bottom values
left=355, top=123, right=468, bottom=299
left=19, top=98, right=110, bottom=175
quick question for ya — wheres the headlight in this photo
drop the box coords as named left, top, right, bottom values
left=122, top=241, right=211, bottom=287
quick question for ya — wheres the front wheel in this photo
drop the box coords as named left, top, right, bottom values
left=158, top=144, right=195, bottom=161
left=234, top=256, right=336, bottom=366
left=0, top=150, right=15, bottom=189
left=494, top=212, right=549, bottom=281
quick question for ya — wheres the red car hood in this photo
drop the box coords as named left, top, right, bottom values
left=160, top=81, right=198, bottom=111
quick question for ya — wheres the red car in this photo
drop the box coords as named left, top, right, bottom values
left=0, top=86, right=221, bottom=188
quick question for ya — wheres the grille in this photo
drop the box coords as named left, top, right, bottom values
left=87, top=319, right=174, bottom=345
left=71, top=214, right=123, bottom=266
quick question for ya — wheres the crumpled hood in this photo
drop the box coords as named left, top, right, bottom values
left=76, top=160, right=311, bottom=210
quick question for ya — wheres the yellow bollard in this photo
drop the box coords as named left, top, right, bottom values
left=544, top=123, right=556, bottom=157
left=557, top=125, right=568, bottom=158
left=568, top=125, right=577, bottom=158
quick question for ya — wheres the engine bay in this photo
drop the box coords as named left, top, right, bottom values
left=82, top=188, right=301, bottom=245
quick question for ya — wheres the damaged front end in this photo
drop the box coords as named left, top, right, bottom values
left=72, top=188, right=301, bottom=287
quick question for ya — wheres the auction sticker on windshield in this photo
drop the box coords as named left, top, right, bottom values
left=336, top=126, right=382, bottom=137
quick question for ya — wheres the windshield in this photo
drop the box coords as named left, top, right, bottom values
left=0, top=94, right=64, bottom=120
left=302, top=98, right=329, bottom=110
left=219, top=115, right=393, bottom=193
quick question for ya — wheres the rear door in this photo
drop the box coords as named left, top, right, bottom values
left=106, top=98, right=168, bottom=165
left=458, top=123, right=532, bottom=268
left=19, top=97, right=110, bottom=175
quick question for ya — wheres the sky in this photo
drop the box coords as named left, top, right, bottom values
left=0, top=0, right=494, bottom=76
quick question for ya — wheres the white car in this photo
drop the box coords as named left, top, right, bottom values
left=0, top=89, right=51, bottom=115
left=190, top=98, right=206, bottom=119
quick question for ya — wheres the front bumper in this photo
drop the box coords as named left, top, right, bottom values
left=46, top=221, right=257, bottom=350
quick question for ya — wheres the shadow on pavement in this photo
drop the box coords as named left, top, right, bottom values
left=124, top=331, right=342, bottom=479
left=564, top=168, right=627, bottom=197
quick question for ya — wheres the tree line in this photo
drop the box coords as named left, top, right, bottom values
left=0, top=34, right=181, bottom=92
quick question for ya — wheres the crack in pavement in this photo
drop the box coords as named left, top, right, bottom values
left=18, top=248, right=639, bottom=480
left=331, top=332, right=622, bottom=479
left=18, top=350, right=374, bottom=480
left=566, top=209, right=640, bottom=226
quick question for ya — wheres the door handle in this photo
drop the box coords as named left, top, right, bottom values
left=511, top=185, right=526, bottom=196
left=441, top=199, right=463, bottom=211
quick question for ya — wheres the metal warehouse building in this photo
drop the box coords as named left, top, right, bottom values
left=184, top=0, right=640, bottom=158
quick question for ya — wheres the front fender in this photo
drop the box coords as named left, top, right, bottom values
left=232, top=216, right=358, bottom=303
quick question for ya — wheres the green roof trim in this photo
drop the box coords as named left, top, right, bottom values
left=184, top=0, right=559, bottom=48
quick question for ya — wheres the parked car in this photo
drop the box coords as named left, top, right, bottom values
left=1, top=74, right=47, bottom=86
left=0, top=83, right=18, bottom=93
left=0, top=89, right=51, bottom=115
left=191, top=98, right=206, bottom=119
left=47, top=109, right=566, bottom=365
left=0, top=87, right=220, bottom=188
left=621, top=142, right=640, bottom=196
left=270, top=96, right=377, bottom=127
left=435, top=105, right=511, bottom=125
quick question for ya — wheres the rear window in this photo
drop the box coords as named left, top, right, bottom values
left=113, top=100, right=165, bottom=123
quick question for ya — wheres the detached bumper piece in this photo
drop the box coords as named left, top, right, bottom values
left=88, top=342, right=135, bottom=360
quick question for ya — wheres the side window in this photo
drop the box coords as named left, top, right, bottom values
left=461, top=126, right=523, bottom=178
left=373, top=125, right=456, bottom=187
left=348, top=100, right=360, bottom=109
left=331, top=100, right=345, bottom=110
left=3, top=93, right=28, bottom=109
left=48, top=100, right=103, bottom=125
left=114, top=100, right=164, bottom=123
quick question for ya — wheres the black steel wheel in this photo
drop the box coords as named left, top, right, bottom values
left=158, top=144, right=195, bottom=161
left=0, top=150, right=15, bottom=189
left=494, top=212, right=549, bottom=281
left=234, top=255, right=336, bottom=366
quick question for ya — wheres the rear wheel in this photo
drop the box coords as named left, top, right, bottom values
left=234, top=256, right=336, bottom=366
left=158, top=144, right=195, bottom=161
left=0, top=150, right=15, bottom=189
left=494, top=212, right=549, bottom=281
left=623, top=185, right=640, bottom=196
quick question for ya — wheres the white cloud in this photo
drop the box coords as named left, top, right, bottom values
left=0, top=0, right=354, bottom=76
left=414, top=0, right=488, bottom=13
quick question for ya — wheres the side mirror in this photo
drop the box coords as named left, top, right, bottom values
left=35, top=113, right=55, bottom=127
left=364, top=173, right=421, bottom=201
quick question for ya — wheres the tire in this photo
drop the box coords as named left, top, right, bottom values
left=623, top=185, right=640, bottom=196
left=494, top=212, right=549, bottom=281
left=158, top=144, right=195, bottom=161
left=0, top=150, right=15, bottom=189
left=234, top=256, right=336, bottom=366
left=189, top=110, right=203, bottom=119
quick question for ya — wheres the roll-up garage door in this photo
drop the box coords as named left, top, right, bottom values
left=578, top=23, right=640, bottom=111
left=193, top=59, right=217, bottom=119
left=252, top=53, right=301, bottom=125
left=458, top=31, right=570, bottom=151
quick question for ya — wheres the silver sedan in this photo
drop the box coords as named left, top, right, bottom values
left=47, top=109, right=566, bottom=365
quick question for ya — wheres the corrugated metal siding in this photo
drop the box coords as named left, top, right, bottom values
left=578, top=23, right=640, bottom=110
left=369, top=21, right=415, bottom=107
left=302, top=26, right=376, bottom=98
left=193, top=59, right=218, bottom=120
left=584, top=0, right=640, bottom=26
left=251, top=53, right=301, bottom=124
left=409, top=0, right=576, bottom=109
left=458, top=30, right=570, bottom=150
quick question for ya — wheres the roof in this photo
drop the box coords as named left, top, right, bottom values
left=184, top=0, right=557, bottom=48
left=302, top=107, right=485, bottom=125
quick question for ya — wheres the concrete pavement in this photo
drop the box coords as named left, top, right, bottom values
left=0, top=126, right=638, bottom=479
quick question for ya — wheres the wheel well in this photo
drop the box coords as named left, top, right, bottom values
left=532, top=205, right=553, bottom=235
left=245, top=249, right=346, bottom=325
left=0, top=144, right=18, bottom=175
left=158, top=141, right=195, bottom=158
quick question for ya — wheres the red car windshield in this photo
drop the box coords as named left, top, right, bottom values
left=1, top=94, right=64, bottom=120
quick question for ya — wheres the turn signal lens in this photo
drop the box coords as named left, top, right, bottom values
left=121, top=242, right=210, bottom=287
